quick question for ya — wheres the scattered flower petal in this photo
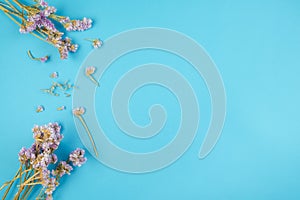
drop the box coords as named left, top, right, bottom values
left=36, top=105, right=44, bottom=113
left=50, top=72, right=58, bottom=79
left=57, top=106, right=66, bottom=111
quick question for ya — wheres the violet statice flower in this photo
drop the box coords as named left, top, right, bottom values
left=52, top=161, right=73, bottom=177
left=44, top=177, right=58, bottom=196
left=69, top=148, right=87, bottom=167
left=32, top=122, right=63, bottom=152
left=41, top=169, right=51, bottom=186
left=50, top=36, right=78, bottom=59
left=18, top=147, right=32, bottom=164
left=40, top=55, right=49, bottom=63
left=20, top=9, right=57, bottom=34
left=42, top=6, right=57, bottom=17
left=63, top=17, right=93, bottom=32
left=39, top=0, right=48, bottom=8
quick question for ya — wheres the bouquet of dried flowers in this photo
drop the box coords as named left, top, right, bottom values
left=0, top=122, right=87, bottom=200
left=0, top=0, right=93, bottom=59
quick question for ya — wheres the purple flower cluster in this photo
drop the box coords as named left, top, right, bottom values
left=16, top=0, right=93, bottom=59
left=69, top=148, right=87, bottom=167
left=52, top=161, right=73, bottom=177
left=19, top=6, right=57, bottom=34
left=61, top=17, right=93, bottom=32
left=18, top=122, right=61, bottom=167
left=17, top=123, right=87, bottom=199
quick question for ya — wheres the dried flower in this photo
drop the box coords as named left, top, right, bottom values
left=85, top=66, right=100, bottom=86
left=73, top=107, right=98, bottom=157
left=27, top=50, right=49, bottom=63
left=0, top=0, right=94, bottom=59
left=36, top=105, right=44, bottom=113
left=69, top=148, right=87, bottom=167
left=57, top=106, right=66, bottom=111
left=72, top=107, right=85, bottom=116
left=85, top=38, right=102, bottom=48
left=52, top=161, right=73, bottom=177
left=85, top=66, right=96, bottom=75
left=50, top=72, right=58, bottom=78
left=0, top=123, right=87, bottom=200
left=42, top=80, right=74, bottom=96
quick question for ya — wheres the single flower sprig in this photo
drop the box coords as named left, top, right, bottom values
left=85, top=66, right=100, bottom=86
left=85, top=38, right=102, bottom=48
left=73, top=107, right=99, bottom=157
left=27, top=50, right=49, bottom=63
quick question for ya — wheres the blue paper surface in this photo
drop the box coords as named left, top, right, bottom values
left=1, top=0, right=300, bottom=199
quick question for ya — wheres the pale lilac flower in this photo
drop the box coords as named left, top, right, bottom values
left=59, top=17, right=70, bottom=24
left=32, top=122, right=63, bottom=152
left=72, top=107, right=85, bottom=116
left=45, top=177, right=58, bottom=195
left=85, top=66, right=96, bottom=75
left=18, top=147, right=32, bottom=164
left=63, top=17, right=93, bottom=32
left=43, top=6, right=57, bottom=17
left=50, top=154, right=58, bottom=164
left=52, top=161, right=73, bottom=177
left=59, top=46, right=69, bottom=59
left=40, top=55, right=49, bottom=63
left=41, top=169, right=51, bottom=186
left=39, top=0, right=48, bottom=8
left=69, top=148, right=87, bottom=167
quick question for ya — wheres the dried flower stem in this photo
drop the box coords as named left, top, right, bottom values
left=87, top=74, right=100, bottom=86
left=21, top=185, right=33, bottom=200
left=76, top=115, right=98, bottom=157
left=1, top=166, right=22, bottom=200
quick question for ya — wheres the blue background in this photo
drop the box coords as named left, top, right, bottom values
left=1, top=0, right=300, bottom=199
